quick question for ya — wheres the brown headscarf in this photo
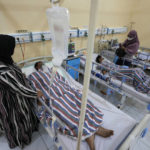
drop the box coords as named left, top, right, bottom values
left=122, top=30, right=140, bottom=55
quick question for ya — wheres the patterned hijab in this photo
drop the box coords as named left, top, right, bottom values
left=0, top=34, right=16, bottom=65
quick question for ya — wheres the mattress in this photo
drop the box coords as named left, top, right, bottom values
left=57, top=70, right=137, bottom=150
left=111, top=78, right=150, bottom=103
left=22, top=63, right=137, bottom=150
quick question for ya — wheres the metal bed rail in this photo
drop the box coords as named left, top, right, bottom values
left=76, top=55, right=150, bottom=106
left=101, top=50, right=150, bottom=69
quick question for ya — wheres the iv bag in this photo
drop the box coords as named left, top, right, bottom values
left=46, top=6, right=69, bottom=67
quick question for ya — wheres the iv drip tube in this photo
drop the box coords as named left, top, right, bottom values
left=76, top=0, right=99, bottom=150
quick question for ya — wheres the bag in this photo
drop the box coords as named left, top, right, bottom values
left=115, top=48, right=126, bottom=57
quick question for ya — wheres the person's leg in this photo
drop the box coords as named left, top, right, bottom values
left=116, top=58, right=123, bottom=65
left=124, top=60, right=131, bottom=67
left=85, top=134, right=95, bottom=150
left=96, top=126, right=114, bottom=137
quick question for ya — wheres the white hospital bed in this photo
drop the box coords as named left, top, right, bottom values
left=111, top=78, right=150, bottom=103
left=101, top=49, right=150, bottom=70
left=18, top=56, right=150, bottom=150
left=80, top=53, right=150, bottom=104
left=137, top=52, right=150, bottom=61
left=80, top=53, right=112, bottom=69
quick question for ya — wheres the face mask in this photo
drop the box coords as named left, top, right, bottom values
left=42, top=65, right=49, bottom=73
left=127, top=37, right=134, bottom=41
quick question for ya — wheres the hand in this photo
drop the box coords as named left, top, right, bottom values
left=37, top=91, right=43, bottom=98
left=122, top=46, right=126, bottom=50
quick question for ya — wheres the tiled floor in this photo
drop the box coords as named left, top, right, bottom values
left=0, top=72, right=150, bottom=150
left=0, top=124, right=55, bottom=150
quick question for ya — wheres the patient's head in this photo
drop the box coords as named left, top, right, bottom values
left=34, top=61, right=43, bottom=71
left=96, top=55, right=104, bottom=64
left=102, top=69, right=107, bottom=75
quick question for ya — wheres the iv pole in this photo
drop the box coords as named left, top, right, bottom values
left=76, top=0, right=99, bottom=150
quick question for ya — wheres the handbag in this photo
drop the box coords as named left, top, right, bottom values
left=115, top=48, right=126, bottom=57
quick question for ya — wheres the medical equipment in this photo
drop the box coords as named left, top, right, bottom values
left=46, top=5, right=69, bottom=67
left=68, top=42, right=75, bottom=56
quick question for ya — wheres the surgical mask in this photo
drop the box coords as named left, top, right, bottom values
left=127, top=37, right=134, bottom=41
left=42, top=65, right=50, bottom=73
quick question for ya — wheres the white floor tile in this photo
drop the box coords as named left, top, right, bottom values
left=0, top=135, right=19, bottom=150
left=38, top=124, right=55, bottom=149
left=22, top=132, right=48, bottom=150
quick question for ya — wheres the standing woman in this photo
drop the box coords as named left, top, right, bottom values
left=116, top=30, right=140, bottom=66
left=0, top=35, right=40, bottom=148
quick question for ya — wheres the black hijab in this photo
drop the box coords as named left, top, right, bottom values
left=0, top=34, right=16, bottom=65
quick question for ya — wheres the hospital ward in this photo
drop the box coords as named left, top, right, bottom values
left=0, top=0, right=150, bottom=150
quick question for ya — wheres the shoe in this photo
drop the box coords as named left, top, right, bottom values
left=100, top=90, right=107, bottom=95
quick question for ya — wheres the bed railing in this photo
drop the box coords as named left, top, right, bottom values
left=17, top=56, right=53, bottom=68
left=119, top=114, right=150, bottom=150
left=101, top=50, right=150, bottom=70
left=78, top=54, right=150, bottom=107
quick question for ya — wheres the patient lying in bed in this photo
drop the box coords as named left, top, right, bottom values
left=28, top=62, right=114, bottom=150
left=95, top=55, right=150, bottom=94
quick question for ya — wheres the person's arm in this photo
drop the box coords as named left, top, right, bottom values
left=125, top=43, right=139, bottom=55
left=0, top=71, right=38, bottom=98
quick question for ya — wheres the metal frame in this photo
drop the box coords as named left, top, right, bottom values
left=66, top=60, right=150, bottom=109
left=101, top=50, right=150, bottom=70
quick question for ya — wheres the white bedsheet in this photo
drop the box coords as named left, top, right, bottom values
left=111, top=78, right=150, bottom=103
left=57, top=69, right=137, bottom=150
left=80, top=53, right=111, bottom=68
left=22, top=63, right=137, bottom=150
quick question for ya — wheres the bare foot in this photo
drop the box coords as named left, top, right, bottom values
left=37, top=91, right=43, bottom=98
left=96, top=126, right=114, bottom=138
left=85, top=134, right=95, bottom=150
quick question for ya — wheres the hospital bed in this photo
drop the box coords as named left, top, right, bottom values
left=79, top=53, right=150, bottom=105
left=80, top=52, right=112, bottom=69
left=101, top=50, right=150, bottom=70
left=137, top=52, right=150, bottom=61
left=18, top=56, right=150, bottom=150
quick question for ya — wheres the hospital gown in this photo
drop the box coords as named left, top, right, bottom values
left=28, top=69, right=104, bottom=139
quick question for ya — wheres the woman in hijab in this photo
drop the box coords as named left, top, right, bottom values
left=116, top=30, right=140, bottom=66
left=0, top=34, right=42, bottom=148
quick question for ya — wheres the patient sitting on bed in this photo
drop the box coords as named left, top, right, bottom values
left=95, top=55, right=150, bottom=93
left=28, top=61, right=114, bottom=150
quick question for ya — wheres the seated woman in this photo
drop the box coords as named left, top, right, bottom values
left=28, top=61, right=114, bottom=150
left=115, top=30, right=140, bottom=67
left=95, top=55, right=150, bottom=93
left=0, top=35, right=42, bottom=148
